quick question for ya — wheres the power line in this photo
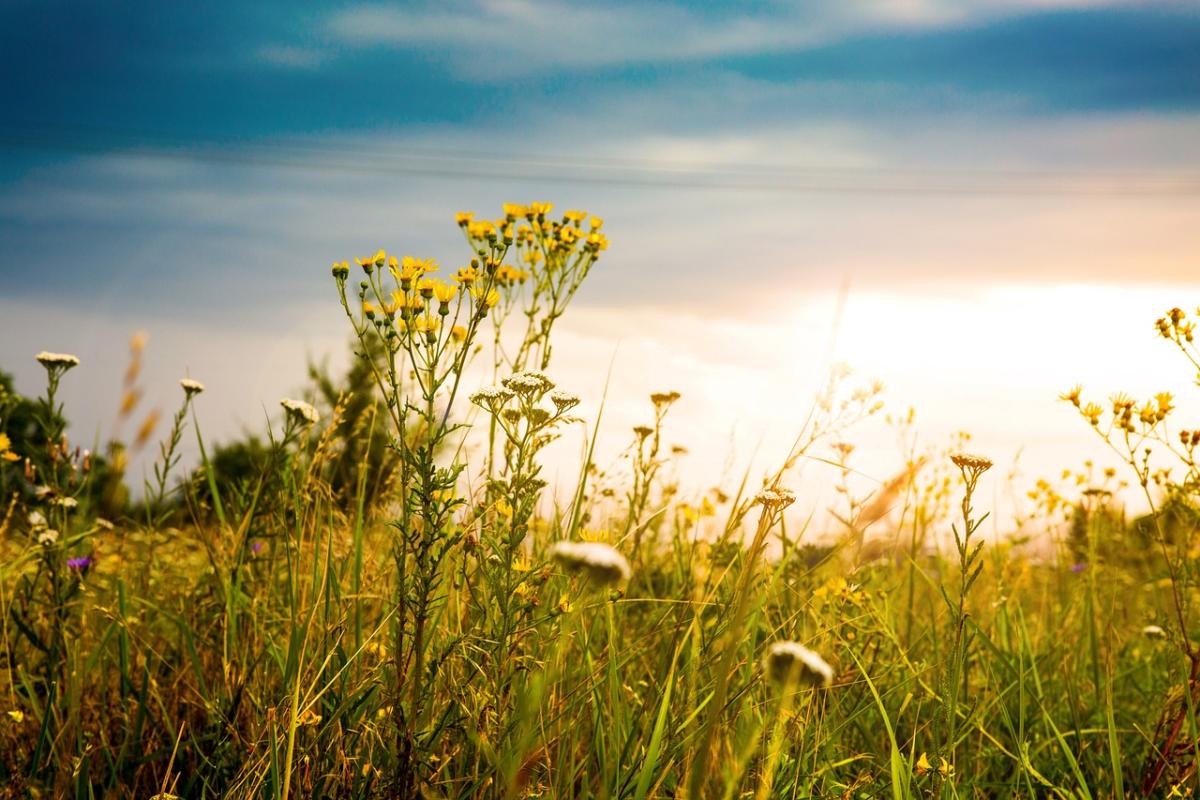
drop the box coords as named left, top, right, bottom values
left=2, top=122, right=1198, bottom=197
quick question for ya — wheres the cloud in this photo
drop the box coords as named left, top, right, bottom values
left=325, top=0, right=1142, bottom=80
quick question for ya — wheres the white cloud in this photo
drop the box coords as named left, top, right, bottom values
left=324, top=0, right=1132, bottom=79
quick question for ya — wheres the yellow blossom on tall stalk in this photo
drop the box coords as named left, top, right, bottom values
left=0, top=432, right=18, bottom=462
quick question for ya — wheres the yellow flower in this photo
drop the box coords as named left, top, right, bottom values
left=296, top=706, right=322, bottom=726
left=6, top=710, right=23, bottom=723
left=362, top=301, right=377, bottom=316
left=556, top=594, right=574, bottom=614
left=467, top=220, right=496, bottom=240
left=1081, top=402, right=1104, bottom=426
left=453, top=266, right=479, bottom=285
left=455, top=211, right=474, bottom=226
left=529, top=201, right=554, bottom=217
left=586, top=231, right=609, bottom=251
left=915, top=752, right=931, bottom=776
left=413, top=317, right=440, bottom=336
left=495, top=265, right=529, bottom=284
left=589, top=215, right=603, bottom=230
left=451, top=325, right=468, bottom=342
left=563, top=209, right=586, bottom=223
left=432, top=281, right=457, bottom=304
left=1058, top=385, right=1082, bottom=406
left=472, top=286, right=500, bottom=310
left=0, top=433, right=19, bottom=462
left=373, top=249, right=387, bottom=267
left=938, top=757, right=953, bottom=777
left=502, top=203, right=528, bottom=219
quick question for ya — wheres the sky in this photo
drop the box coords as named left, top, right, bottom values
left=2, top=0, right=1199, bottom=533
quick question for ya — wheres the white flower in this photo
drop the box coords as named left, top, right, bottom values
left=762, top=641, right=834, bottom=688
left=470, top=386, right=514, bottom=410
left=1142, top=624, right=1167, bottom=639
left=36, top=529, right=59, bottom=546
left=550, top=540, right=631, bottom=586
left=180, top=378, right=205, bottom=396
left=501, top=371, right=554, bottom=395
left=280, top=398, right=319, bottom=425
left=549, top=390, right=580, bottom=413
left=754, top=488, right=797, bottom=511
left=27, top=511, right=46, bottom=528
left=51, top=496, right=78, bottom=510
left=950, top=452, right=993, bottom=472
left=35, top=351, right=80, bottom=369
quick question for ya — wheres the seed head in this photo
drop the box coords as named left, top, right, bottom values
left=550, top=540, right=631, bottom=587
left=761, top=640, right=833, bottom=688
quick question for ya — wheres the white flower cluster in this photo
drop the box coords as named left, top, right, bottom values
left=27, top=511, right=58, bottom=546
left=761, top=640, right=833, bottom=688
left=280, top=398, right=320, bottom=425
left=950, top=452, right=993, bottom=472
left=501, top=371, right=554, bottom=395
left=35, top=351, right=80, bottom=369
left=180, top=378, right=206, bottom=396
left=550, top=540, right=631, bottom=587
left=469, top=386, right=515, bottom=410
left=549, top=390, right=581, bottom=413
left=754, top=488, right=797, bottom=511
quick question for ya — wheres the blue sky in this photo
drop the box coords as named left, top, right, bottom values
left=2, top=0, right=1199, bottom=516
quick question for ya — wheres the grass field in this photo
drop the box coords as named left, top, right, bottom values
left=2, top=203, right=1199, bottom=799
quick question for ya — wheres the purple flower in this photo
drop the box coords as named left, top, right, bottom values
left=67, top=556, right=93, bottom=570
left=250, top=541, right=263, bottom=554
left=1070, top=562, right=1087, bottom=574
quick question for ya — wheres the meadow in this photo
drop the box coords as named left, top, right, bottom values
left=1, top=202, right=1199, bottom=799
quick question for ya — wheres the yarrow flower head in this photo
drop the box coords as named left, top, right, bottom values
left=51, top=496, right=78, bottom=511
left=501, top=371, right=555, bottom=396
left=549, top=390, right=580, bottom=413
left=35, top=351, right=80, bottom=369
left=761, top=640, right=834, bottom=688
left=1142, top=624, right=1167, bottom=639
left=36, top=529, right=59, bottom=547
left=280, top=398, right=320, bottom=426
left=755, top=488, right=797, bottom=512
left=470, top=386, right=515, bottom=412
left=950, top=452, right=993, bottom=472
left=950, top=452, right=993, bottom=490
left=179, top=378, right=205, bottom=397
left=550, top=540, right=631, bottom=587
